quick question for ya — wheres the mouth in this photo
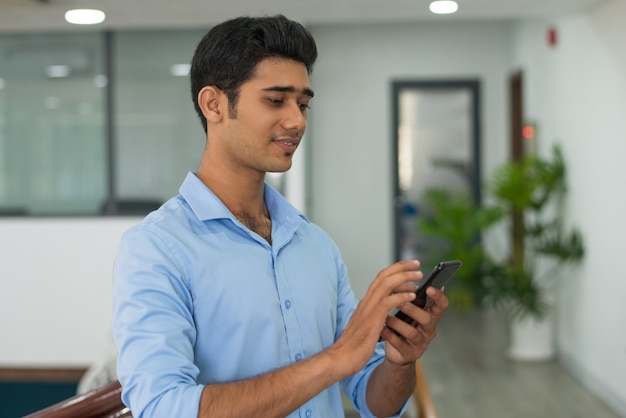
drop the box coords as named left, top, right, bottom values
left=272, top=138, right=300, bottom=154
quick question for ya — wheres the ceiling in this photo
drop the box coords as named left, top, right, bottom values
left=0, top=0, right=612, bottom=33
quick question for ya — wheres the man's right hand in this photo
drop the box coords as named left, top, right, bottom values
left=326, top=259, right=422, bottom=376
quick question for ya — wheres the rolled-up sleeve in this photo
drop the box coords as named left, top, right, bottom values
left=112, top=225, right=204, bottom=418
left=333, top=243, right=410, bottom=418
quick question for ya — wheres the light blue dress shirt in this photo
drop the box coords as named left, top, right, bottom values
left=113, top=172, right=407, bottom=418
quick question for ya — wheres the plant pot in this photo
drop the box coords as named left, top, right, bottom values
left=508, top=306, right=555, bottom=361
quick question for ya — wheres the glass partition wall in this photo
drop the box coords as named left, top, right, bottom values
left=0, top=32, right=106, bottom=215
left=113, top=30, right=206, bottom=213
left=0, top=29, right=206, bottom=216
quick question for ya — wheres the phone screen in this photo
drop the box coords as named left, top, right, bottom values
left=394, top=260, right=462, bottom=326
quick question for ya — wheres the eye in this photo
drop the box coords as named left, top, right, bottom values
left=267, top=97, right=284, bottom=106
left=299, top=102, right=311, bottom=111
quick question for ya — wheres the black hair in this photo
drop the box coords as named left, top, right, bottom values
left=190, top=15, right=318, bottom=132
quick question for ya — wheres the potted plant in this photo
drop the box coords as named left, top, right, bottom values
left=484, top=144, right=584, bottom=359
left=415, top=188, right=503, bottom=310
left=416, top=144, right=584, bottom=360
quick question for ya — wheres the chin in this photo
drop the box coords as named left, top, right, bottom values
left=270, top=166, right=291, bottom=173
left=270, top=160, right=293, bottom=173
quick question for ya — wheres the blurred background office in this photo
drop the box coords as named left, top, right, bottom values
left=0, top=0, right=625, bottom=417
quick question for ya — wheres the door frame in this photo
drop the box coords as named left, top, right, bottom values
left=391, top=79, right=482, bottom=261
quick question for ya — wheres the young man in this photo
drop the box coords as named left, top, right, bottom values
left=112, top=15, right=448, bottom=418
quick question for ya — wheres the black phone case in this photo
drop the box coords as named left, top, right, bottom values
left=394, top=260, right=462, bottom=326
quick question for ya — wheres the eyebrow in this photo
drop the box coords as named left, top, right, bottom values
left=262, top=85, right=315, bottom=98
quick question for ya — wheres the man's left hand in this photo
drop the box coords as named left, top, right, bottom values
left=379, top=286, right=449, bottom=365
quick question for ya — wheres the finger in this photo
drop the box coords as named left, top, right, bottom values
left=387, top=291, right=417, bottom=310
left=411, top=289, right=447, bottom=335
left=425, top=287, right=449, bottom=315
left=392, top=282, right=419, bottom=294
left=374, top=260, right=421, bottom=285
left=379, top=324, right=416, bottom=350
left=382, top=317, right=431, bottom=360
left=386, top=305, right=431, bottom=336
left=367, top=268, right=422, bottom=301
left=361, top=289, right=417, bottom=329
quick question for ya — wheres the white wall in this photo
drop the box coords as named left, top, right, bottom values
left=308, top=21, right=512, bottom=298
left=0, top=218, right=139, bottom=367
left=511, top=1, right=626, bottom=414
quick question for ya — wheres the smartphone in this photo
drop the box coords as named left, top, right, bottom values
left=394, top=260, right=462, bottom=326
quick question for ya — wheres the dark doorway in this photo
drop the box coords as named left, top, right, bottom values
left=391, top=80, right=482, bottom=262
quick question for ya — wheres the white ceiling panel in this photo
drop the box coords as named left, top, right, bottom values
left=0, top=0, right=613, bottom=33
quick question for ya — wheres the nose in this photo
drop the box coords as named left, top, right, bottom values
left=281, top=102, right=307, bottom=132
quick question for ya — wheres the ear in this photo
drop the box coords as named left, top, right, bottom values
left=198, top=86, right=225, bottom=124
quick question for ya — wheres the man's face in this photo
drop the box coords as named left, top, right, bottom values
left=218, top=57, right=314, bottom=175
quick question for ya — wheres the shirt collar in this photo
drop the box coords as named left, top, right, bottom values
left=178, top=172, right=309, bottom=225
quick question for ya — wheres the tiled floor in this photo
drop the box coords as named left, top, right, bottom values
left=344, top=308, right=621, bottom=418
left=415, top=309, right=620, bottom=418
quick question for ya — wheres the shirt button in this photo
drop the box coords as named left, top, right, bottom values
left=295, top=353, right=303, bottom=361
left=305, top=409, right=312, bottom=417
left=285, top=300, right=291, bottom=309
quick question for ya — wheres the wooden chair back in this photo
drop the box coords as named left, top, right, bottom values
left=414, top=359, right=438, bottom=418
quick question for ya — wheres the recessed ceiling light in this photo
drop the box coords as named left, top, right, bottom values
left=65, top=9, right=106, bottom=25
left=429, top=1, right=459, bottom=15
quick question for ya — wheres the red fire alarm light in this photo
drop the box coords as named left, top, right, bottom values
left=547, top=26, right=558, bottom=48
left=522, top=124, right=536, bottom=140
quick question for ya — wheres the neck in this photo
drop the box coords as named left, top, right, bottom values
left=197, top=166, right=272, bottom=243
left=197, top=166, right=266, bottom=216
